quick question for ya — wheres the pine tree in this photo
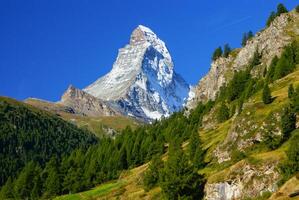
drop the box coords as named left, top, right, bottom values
left=193, top=146, right=205, bottom=169
left=31, top=165, right=43, bottom=200
left=262, top=84, right=272, bottom=104
left=266, top=11, right=276, bottom=27
left=212, top=46, right=223, bottom=61
left=287, top=135, right=299, bottom=172
left=223, top=43, right=231, bottom=58
left=119, top=147, right=128, bottom=169
left=143, top=155, right=164, bottom=191
left=276, top=3, right=288, bottom=16
left=44, top=167, right=61, bottom=198
left=216, top=103, right=230, bottom=123
left=188, top=130, right=200, bottom=159
left=0, top=177, right=15, bottom=200
left=14, top=162, right=36, bottom=199
left=249, top=48, right=261, bottom=68
left=296, top=5, right=299, bottom=13
left=266, top=56, right=279, bottom=82
left=281, top=106, right=296, bottom=141
left=288, top=84, right=295, bottom=99
left=241, top=33, right=247, bottom=47
left=159, top=145, right=205, bottom=199
left=247, top=31, right=254, bottom=40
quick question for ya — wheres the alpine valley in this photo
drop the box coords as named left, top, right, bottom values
left=1, top=3, right=299, bottom=200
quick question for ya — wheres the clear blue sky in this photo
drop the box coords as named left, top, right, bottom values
left=0, top=0, right=297, bottom=101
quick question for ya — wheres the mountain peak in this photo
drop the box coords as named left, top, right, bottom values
left=83, top=25, right=191, bottom=121
left=130, top=25, right=156, bottom=45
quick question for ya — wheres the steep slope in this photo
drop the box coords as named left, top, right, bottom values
left=0, top=96, right=98, bottom=186
left=189, top=10, right=299, bottom=106
left=84, top=25, right=191, bottom=121
left=55, top=65, right=299, bottom=200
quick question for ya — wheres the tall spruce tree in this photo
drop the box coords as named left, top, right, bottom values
left=159, top=144, right=205, bottom=199
left=281, top=106, right=296, bottom=141
left=143, top=155, right=164, bottom=191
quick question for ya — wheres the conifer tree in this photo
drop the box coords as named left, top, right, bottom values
left=217, top=103, right=230, bottom=123
left=296, top=5, right=299, bottom=13
left=266, top=56, right=279, bottom=82
left=14, top=162, right=36, bottom=199
left=159, top=144, right=205, bottom=199
left=0, top=177, right=14, bottom=200
left=288, top=84, right=295, bottom=99
left=281, top=106, right=296, bottom=141
left=241, top=33, right=248, bottom=47
left=223, top=43, right=231, bottom=58
left=212, top=46, right=223, bottom=61
left=247, top=31, right=254, bottom=40
left=143, top=155, right=164, bottom=191
left=249, top=48, right=261, bottom=68
left=262, top=84, right=272, bottom=104
left=119, top=147, right=128, bottom=170
left=266, top=11, right=276, bottom=27
left=287, top=135, right=299, bottom=172
left=276, top=3, right=288, bottom=16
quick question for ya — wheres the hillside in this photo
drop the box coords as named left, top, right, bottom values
left=0, top=96, right=98, bottom=187
left=54, top=64, right=299, bottom=200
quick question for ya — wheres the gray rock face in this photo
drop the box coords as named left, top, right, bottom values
left=205, top=161, right=280, bottom=200
left=190, top=12, right=298, bottom=106
left=60, top=85, right=118, bottom=117
left=84, top=25, right=191, bottom=121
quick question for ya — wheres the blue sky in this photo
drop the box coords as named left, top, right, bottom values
left=0, top=0, right=297, bottom=101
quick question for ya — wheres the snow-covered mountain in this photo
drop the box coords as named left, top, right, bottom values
left=83, top=25, right=191, bottom=121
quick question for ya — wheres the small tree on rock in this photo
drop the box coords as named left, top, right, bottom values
left=223, top=43, right=231, bottom=58
left=212, top=47, right=223, bottom=61
left=276, top=3, right=288, bottom=16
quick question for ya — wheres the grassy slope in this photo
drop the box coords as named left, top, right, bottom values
left=60, top=113, right=139, bottom=138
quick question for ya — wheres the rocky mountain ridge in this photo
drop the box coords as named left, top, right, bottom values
left=189, top=11, right=299, bottom=107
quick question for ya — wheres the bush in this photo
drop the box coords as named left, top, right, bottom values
left=262, top=84, right=272, bottom=104
left=216, top=103, right=230, bottom=123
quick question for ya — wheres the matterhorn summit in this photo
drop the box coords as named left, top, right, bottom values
left=83, top=25, right=191, bottom=121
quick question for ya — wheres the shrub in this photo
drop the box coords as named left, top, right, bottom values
left=262, top=84, right=272, bottom=104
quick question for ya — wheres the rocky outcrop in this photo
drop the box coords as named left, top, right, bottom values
left=60, top=85, right=118, bottom=117
left=190, top=11, right=299, bottom=106
left=214, top=109, right=282, bottom=163
left=205, top=161, right=280, bottom=200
